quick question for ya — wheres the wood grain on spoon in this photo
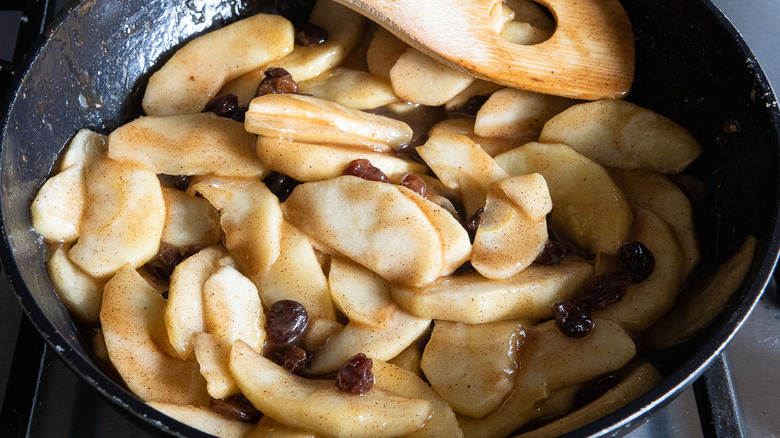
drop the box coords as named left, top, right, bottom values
left=333, top=0, right=635, bottom=100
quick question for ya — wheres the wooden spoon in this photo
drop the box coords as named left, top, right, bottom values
left=333, top=0, right=635, bottom=100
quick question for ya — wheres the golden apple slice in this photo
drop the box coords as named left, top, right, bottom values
left=245, top=94, right=412, bottom=151
left=646, top=235, right=756, bottom=351
left=101, top=265, right=209, bottom=405
left=160, top=188, right=221, bottom=249
left=256, top=137, right=426, bottom=183
left=430, top=118, right=521, bottom=157
left=391, top=259, right=593, bottom=324
left=282, top=176, right=444, bottom=287
left=389, top=48, right=475, bottom=106
left=229, top=340, right=434, bottom=437
left=203, top=265, right=265, bottom=352
left=191, top=176, right=283, bottom=283
left=258, top=222, right=336, bottom=321
left=328, top=256, right=396, bottom=329
left=593, top=208, right=685, bottom=332
left=30, top=165, right=85, bottom=243
left=69, top=155, right=165, bottom=278
left=609, top=168, right=700, bottom=280
left=421, top=320, right=525, bottom=418
left=147, top=402, right=254, bottom=437
left=192, top=332, right=239, bottom=399
left=247, top=417, right=317, bottom=437
left=538, top=100, right=702, bottom=174
left=165, top=246, right=226, bottom=360
left=472, top=174, right=552, bottom=279
left=142, top=13, right=294, bottom=115
left=306, top=308, right=431, bottom=375
left=108, top=113, right=265, bottom=178
left=298, top=68, right=398, bottom=110
left=58, top=128, right=107, bottom=171
left=474, top=88, right=577, bottom=139
left=417, top=128, right=510, bottom=217
left=47, top=247, right=105, bottom=325
left=366, top=27, right=410, bottom=81
left=495, top=141, right=633, bottom=255
left=444, top=80, right=503, bottom=111
left=388, top=343, right=423, bottom=378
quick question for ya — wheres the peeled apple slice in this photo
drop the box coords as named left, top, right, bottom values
left=147, top=402, right=254, bottom=438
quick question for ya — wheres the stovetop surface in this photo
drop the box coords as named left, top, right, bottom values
left=1, top=0, right=779, bottom=436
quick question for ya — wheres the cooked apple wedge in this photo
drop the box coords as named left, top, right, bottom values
left=142, top=13, right=294, bottom=115
left=192, top=332, right=239, bottom=399
left=328, top=256, right=396, bottom=329
left=203, top=265, right=265, bottom=352
left=421, top=320, right=525, bottom=418
left=430, top=118, right=521, bottom=157
left=191, top=176, right=283, bottom=283
left=366, top=27, right=410, bottom=81
left=389, top=48, right=475, bottom=106
left=256, top=137, right=426, bottom=183
left=147, top=401, right=254, bottom=437
left=30, top=165, right=85, bottom=243
left=101, top=265, right=209, bottom=405
left=58, top=128, right=107, bottom=171
left=472, top=174, right=552, bottom=279
left=417, top=128, right=510, bottom=216
left=444, top=80, right=503, bottom=112
left=539, top=100, right=702, bottom=174
left=160, top=188, right=221, bottom=249
left=282, top=176, right=445, bottom=287
left=108, top=113, right=265, bottom=178
left=392, top=259, right=592, bottom=324
left=306, top=307, right=431, bottom=375
left=246, top=417, right=318, bottom=437
left=258, top=222, right=336, bottom=321
left=246, top=94, right=412, bottom=151
left=593, top=208, right=685, bottom=332
left=474, top=88, right=577, bottom=139
left=298, top=68, right=398, bottom=110
left=47, top=247, right=105, bottom=325
left=229, top=340, right=434, bottom=437
left=68, top=155, right=165, bottom=278
left=495, top=141, right=633, bottom=255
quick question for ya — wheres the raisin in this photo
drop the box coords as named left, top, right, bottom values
left=552, top=300, right=593, bottom=338
left=575, top=370, right=623, bottom=407
left=256, top=67, right=298, bottom=96
left=172, top=175, right=191, bottom=191
left=295, top=23, right=329, bottom=46
left=145, top=242, right=181, bottom=281
left=456, top=95, right=489, bottom=116
left=203, top=94, right=240, bottom=118
left=281, top=346, right=308, bottom=374
left=618, top=241, right=655, bottom=283
left=400, top=173, right=428, bottom=198
left=210, top=394, right=262, bottom=423
left=465, top=207, right=484, bottom=243
left=263, top=171, right=301, bottom=202
left=337, top=353, right=374, bottom=394
left=575, top=271, right=632, bottom=312
left=266, top=300, right=309, bottom=345
left=342, top=159, right=390, bottom=183
left=535, top=240, right=567, bottom=265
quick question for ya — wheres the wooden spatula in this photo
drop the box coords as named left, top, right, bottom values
left=333, top=0, right=635, bottom=100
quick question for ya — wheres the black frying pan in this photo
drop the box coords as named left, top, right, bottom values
left=1, top=0, right=779, bottom=436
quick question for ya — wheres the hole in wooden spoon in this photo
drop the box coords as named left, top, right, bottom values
left=499, top=0, right=555, bottom=45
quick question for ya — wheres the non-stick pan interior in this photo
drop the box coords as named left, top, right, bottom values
left=1, top=0, right=779, bottom=436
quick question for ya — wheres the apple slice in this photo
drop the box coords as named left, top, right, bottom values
left=229, top=340, right=434, bottom=437
left=147, top=402, right=254, bottom=437
left=247, top=417, right=317, bottom=437
left=258, top=222, right=336, bottom=321
left=495, top=141, right=633, bottom=255
left=328, top=256, right=396, bottom=329
left=444, top=80, right=503, bottom=111
left=389, top=48, right=475, bottom=106
left=417, top=128, right=510, bottom=217
left=391, top=258, right=593, bottom=324
left=282, top=176, right=445, bottom=287
left=46, top=247, right=105, bottom=324
left=430, top=118, right=521, bottom=157
left=421, top=320, right=525, bottom=418
left=245, top=94, right=412, bottom=151
left=192, top=332, right=239, bottom=399
left=142, top=13, right=294, bottom=115
left=30, top=165, right=85, bottom=243
left=388, top=343, right=423, bottom=378
left=160, top=188, right=221, bottom=249
left=108, top=113, right=265, bottom=178
left=306, top=307, right=431, bottom=375
left=474, top=88, right=577, bottom=139
left=256, top=137, right=426, bottom=183
left=101, top=265, right=209, bottom=405
left=472, top=174, right=552, bottom=279
left=68, top=155, right=165, bottom=278
left=191, top=176, right=283, bottom=283
left=366, top=28, right=410, bottom=81
left=58, top=128, right=107, bottom=171
left=538, top=99, right=702, bottom=174
left=203, top=265, right=265, bottom=352
left=298, top=68, right=398, bottom=110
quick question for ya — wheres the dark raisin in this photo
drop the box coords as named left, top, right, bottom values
left=337, top=353, right=374, bottom=394
left=145, top=243, right=181, bottom=281
left=456, top=95, right=489, bottom=116
left=266, top=300, right=309, bottom=345
left=172, top=175, right=191, bottom=191
left=295, top=23, right=329, bottom=46
left=618, top=241, right=655, bottom=283
left=256, top=67, right=299, bottom=96
left=210, top=394, right=262, bottom=423
left=575, top=370, right=623, bottom=407
left=263, top=171, right=302, bottom=202
left=552, top=300, right=593, bottom=338
left=535, top=240, right=567, bottom=265
left=282, top=346, right=308, bottom=374
left=465, top=208, right=484, bottom=243
left=575, top=271, right=632, bottom=312
left=400, top=173, right=428, bottom=198
left=203, top=94, right=240, bottom=118
left=342, top=159, right=390, bottom=183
